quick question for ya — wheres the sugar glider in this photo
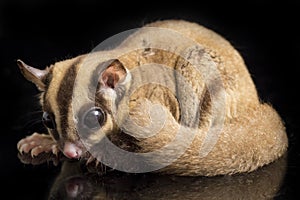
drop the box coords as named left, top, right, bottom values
left=17, top=19, right=288, bottom=176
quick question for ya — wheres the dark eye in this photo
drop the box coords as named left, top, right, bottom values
left=42, top=112, right=56, bottom=129
left=83, top=107, right=105, bottom=130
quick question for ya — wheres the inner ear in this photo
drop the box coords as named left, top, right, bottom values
left=100, top=59, right=127, bottom=89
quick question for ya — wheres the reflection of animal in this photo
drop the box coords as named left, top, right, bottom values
left=48, top=156, right=286, bottom=199
left=17, top=20, right=288, bottom=176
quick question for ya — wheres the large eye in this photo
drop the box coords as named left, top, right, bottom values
left=42, top=112, right=56, bottom=129
left=83, top=107, right=106, bottom=130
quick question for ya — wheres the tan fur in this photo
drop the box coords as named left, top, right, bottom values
left=17, top=19, right=288, bottom=176
left=108, top=20, right=287, bottom=175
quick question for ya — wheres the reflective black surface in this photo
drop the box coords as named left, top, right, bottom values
left=48, top=156, right=287, bottom=199
left=1, top=1, right=299, bottom=199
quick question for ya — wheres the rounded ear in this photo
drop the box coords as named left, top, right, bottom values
left=99, top=59, right=127, bottom=89
left=17, top=59, right=49, bottom=91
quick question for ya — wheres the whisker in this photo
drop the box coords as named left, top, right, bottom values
left=18, top=110, right=43, bottom=122
left=13, top=117, right=45, bottom=133
left=23, top=119, right=43, bottom=128
left=27, top=110, right=43, bottom=114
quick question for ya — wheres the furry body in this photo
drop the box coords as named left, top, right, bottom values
left=17, top=20, right=288, bottom=176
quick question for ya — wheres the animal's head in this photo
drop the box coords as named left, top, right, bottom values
left=17, top=56, right=133, bottom=160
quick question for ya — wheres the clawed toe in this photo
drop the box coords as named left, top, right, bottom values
left=31, top=146, right=44, bottom=157
left=17, top=133, right=59, bottom=157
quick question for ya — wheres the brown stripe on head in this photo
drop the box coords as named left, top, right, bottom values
left=56, top=58, right=83, bottom=142
left=56, top=64, right=77, bottom=139
left=42, top=56, right=83, bottom=145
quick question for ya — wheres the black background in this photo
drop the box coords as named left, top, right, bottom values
left=1, top=1, right=299, bottom=199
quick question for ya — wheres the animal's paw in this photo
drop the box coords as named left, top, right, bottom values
left=17, top=133, right=67, bottom=165
left=17, top=132, right=59, bottom=157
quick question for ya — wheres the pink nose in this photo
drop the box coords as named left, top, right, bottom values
left=63, top=142, right=82, bottom=159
